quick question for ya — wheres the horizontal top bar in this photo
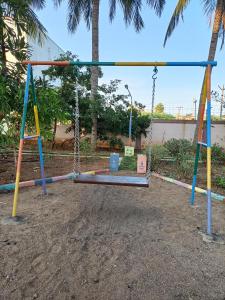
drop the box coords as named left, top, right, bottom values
left=22, top=60, right=217, bottom=67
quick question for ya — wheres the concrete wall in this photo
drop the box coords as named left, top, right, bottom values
left=55, top=120, right=225, bottom=148
left=142, top=120, right=225, bottom=147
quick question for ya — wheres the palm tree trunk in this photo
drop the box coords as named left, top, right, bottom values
left=90, top=0, right=99, bottom=149
left=194, top=0, right=224, bottom=143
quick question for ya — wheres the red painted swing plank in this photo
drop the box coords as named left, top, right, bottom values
left=73, top=174, right=149, bottom=187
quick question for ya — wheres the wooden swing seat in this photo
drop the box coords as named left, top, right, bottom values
left=73, top=174, right=149, bottom=187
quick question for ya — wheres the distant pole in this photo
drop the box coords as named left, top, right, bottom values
left=218, top=84, right=225, bottom=119
left=177, top=106, right=183, bottom=119
left=125, top=84, right=133, bottom=144
left=193, top=98, right=197, bottom=120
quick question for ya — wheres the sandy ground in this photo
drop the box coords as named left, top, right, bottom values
left=0, top=155, right=109, bottom=185
left=1, top=175, right=225, bottom=300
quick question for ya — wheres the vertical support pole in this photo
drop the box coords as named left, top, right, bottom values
left=206, top=65, right=212, bottom=235
left=190, top=143, right=200, bottom=205
left=197, top=76, right=207, bottom=142
left=37, top=136, right=46, bottom=193
left=191, top=77, right=207, bottom=205
left=12, top=64, right=32, bottom=217
left=31, top=69, right=47, bottom=195
left=128, top=110, right=132, bottom=146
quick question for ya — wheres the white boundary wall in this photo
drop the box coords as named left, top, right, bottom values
left=55, top=120, right=225, bottom=148
left=143, top=120, right=225, bottom=147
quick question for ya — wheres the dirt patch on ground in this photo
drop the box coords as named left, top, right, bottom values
left=1, top=173, right=225, bottom=300
left=0, top=154, right=109, bottom=185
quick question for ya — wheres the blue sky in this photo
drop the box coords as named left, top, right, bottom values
left=35, top=1, right=225, bottom=115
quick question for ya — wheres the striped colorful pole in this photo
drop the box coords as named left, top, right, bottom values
left=206, top=65, right=212, bottom=235
left=197, top=77, right=207, bottom=142
left=31, top=69, right=47, bottom=195
left=191, top=76, right=208, bottom=206
left=0, top=169, right=110, bottom=191
left=153, top=173, right=225, bottom=202
left=21, top=61, right=217, bottom=67
left=12, top=64, right=32, bottom=217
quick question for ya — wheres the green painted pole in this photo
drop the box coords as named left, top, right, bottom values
left=190, top=143, right=201, bottom=205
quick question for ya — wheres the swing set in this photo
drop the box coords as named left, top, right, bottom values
left=11, top=59, right=216, bottom=236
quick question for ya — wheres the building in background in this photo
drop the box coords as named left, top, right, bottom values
left=5, top=16, right=64, bottom=77
left=28, top=35, right=65, bottom=78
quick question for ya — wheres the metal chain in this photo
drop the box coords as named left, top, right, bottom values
left=73, top=80, right=80, bottom=177
left=147, top=67, right=158, bottom=180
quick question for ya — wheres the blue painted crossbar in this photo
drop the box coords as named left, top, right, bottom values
left=198, top=142, right=207, bottom=147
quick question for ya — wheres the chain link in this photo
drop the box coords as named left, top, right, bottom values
left=147, top=67, right=158, bottom=180
left=73, top=80, right=80, bottom=177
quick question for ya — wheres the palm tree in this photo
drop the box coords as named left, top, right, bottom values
left=54, top=0, right=165, bottom=148
left=0, top=0, right=47, bottom=75
left=163, top=0, right=225, bottom=142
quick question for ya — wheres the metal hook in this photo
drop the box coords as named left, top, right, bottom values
left=152, top=66, right=158, bottom=80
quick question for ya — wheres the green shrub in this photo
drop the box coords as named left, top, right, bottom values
left=0, top=134, right=17, bottom=148
left=119, top=156, right=137, bottom=171
left=147, top=145, right=169, bottom=171
left=80, top=139, right=92, bottom=156
left=109, top=136, right=124, bottom=150
left=215, top=176, right=225, bottom=188
left=201, top=143, right=225, bottom=162
left=164, top=138, right=192, bottom=158
left=176, top=153, right=193, bottom=179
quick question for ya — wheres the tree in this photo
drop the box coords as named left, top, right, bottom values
left=42, top=52, right=94, bottom=141
left=163, top=0, right=225, bottom=143
left=0, top=0, right=46, bottom=76
left=44, top=57, right=150, bottom=140
left=97, top=79, right=151, bottom=151
left=155, top=102, right=164, bottom=113
left=34, top=77, right=67, bottom=144
left=53, top=0, right=165, bottom=148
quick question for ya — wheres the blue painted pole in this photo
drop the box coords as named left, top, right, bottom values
left=206, top=66, right=212, bottom=235
left=30, top=69, right=47, bottom=195
left=20, top=64, right=32, bottom=139
left=129, top=111, right=132, bottom=140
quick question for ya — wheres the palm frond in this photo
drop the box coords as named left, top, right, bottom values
left=132, top=0, right=144, bottom=32
left=53, top=0, right=64, bottom=8
left=111, top=0, right=144, bottom=32
left=202, top=0, right=216, bottom=18
left=30, top=0, right=46, bottom=10
left=67, top=0, right=92, bottom=32
left=164, top=0, right=191, bottom=46
left=146, top=0, right=165, bottom=17
left=19, top=6, right=47, bottom=44
left=109, top=0, right=117, bottom=22
left=67, top=0, right=82, bottom=32
left=83, top=0, right=92, bottom=29
left=110, top=0, right=165, bottom=31
left=2, top=1, right=47, bottom=45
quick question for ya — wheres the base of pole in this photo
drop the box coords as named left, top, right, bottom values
left=1, top=216, right=25, bottom=225
left=190, top=204, right=201, bottom=209
left=199, top=231, right=225, bottom=245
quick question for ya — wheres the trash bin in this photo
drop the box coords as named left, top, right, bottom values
left=109, top=153, right=120, bottom=172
